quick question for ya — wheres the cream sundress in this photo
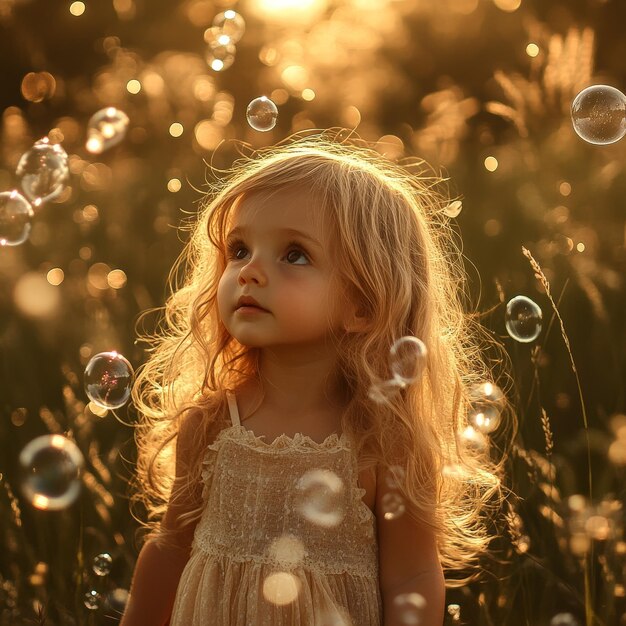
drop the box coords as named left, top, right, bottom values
left=170, top=390, right=382, bottom=626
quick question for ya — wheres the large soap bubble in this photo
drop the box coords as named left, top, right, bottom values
left=294, top=468, right=346, bottom=529
left=0, top=190, right=34, bottom=246
left=19, top=434, right=84, bottom=510
left=16, top=138, right=69, bottom=207
left=571, top=85, right=626, bottom=145
left=505, top=295, right=542, bottom=343
left=84, top=351, right=134, bottom=409
left=86, top=107, right=130, bottom=154
left=246, top=96, right=279, bottom=131
left=389, top=336, right=427, bottom=386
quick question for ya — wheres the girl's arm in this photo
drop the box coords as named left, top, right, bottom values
left=119, top=408, right=215, bottom=626
left=376, top=466, right=446, bottom=626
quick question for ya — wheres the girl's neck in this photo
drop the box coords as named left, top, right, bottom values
left=242, top=346, right=346, bottom=416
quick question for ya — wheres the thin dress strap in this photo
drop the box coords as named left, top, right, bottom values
left=225, top=390, right=241, bottom=427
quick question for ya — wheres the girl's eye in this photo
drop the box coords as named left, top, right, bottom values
left=284, top=247, right=309, bottom=265
left=225, top=239, right=310, bottom=265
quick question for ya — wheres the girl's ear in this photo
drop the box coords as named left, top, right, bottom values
left=343, top=306, right=372, bottom=334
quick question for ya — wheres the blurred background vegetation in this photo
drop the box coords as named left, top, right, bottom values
left=1, top=0, right=625, bottom=624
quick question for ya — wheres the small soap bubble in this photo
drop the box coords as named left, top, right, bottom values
left=212, top=10, right=245, bottom=43
left=206, top=41, right=236, bottom=71
left=262, top=571, right=301, bottom=607
left=390, top=336, right=427, bottom=387
left=314, top=606, right=353, bottom=626
left=392, top=592, right=426, bottom=625
left=92, top=552, right=113, bottom=576
left=443, top=200, right=463, bottom=218
left=294, top=468, right=346, bottom=528
left=381, top=492, right=406, bottom=520
left=0, top=190, right=34, bottom=246
left=84, top=351, right=134, bottom=409
left=83, top=589, right=101, bottom=610
left=550, top=613, right=580, bottom=626
left=267, top=534, right=306, bottom=568
left=467, top=381, right=505, bottom=434
left=246, top=96, right=279, bottom=131
left=505, top=295, right=542, bottom=343
left=447, top=603, right=461, bottom=622
left=19, top=435, right=84, bottom=510
left=105, top=588, right=129, bottom=614
left=384, top=465, right=406, bottom=490
left=460, top=425, right=489, bottom=453
left=16, top=138, right=69, bottom=206
left=367, top=378, right=403, bottom=404
left=571, top=85, right=626, bottom=145
left=86, top=107, right=130, bottom=154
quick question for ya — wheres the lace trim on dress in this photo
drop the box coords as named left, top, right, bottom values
left=217, top=423, right=351, bottom=452
left=199, top=423, right=375, bottom=526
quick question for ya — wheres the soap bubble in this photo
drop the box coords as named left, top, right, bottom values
left=460, top=425, right=489, bottom=453
left=246, top=96, right=279, bottom=131
left=16, top=138, right=69, bottom=206
left=367, top=378, right=403, bottom=404
left=571, top=85, right=626, bottom=145
left=19, top=435, right=84, bottom=510
left=83, top=589, right=101, bottom=610
left=294, top=468, right=346, bottom=528
left=447, top=603, right=461, bottom=622
left=381, top=492, right=406, bottom=520
left=84, top=351, right=134, bottom=409
left=443, top=200, right=463, bottom=218
left=468, top=381, right=505, bottom=434
left=505, top=295, right=542, bottom=343
left=86, top=107, right=130, bottom=154
left=0, top=190, right=34, bottom=246
left=212, top=10, right=245, bottom=43
left=391, top=592, right=426, bottom=625
left=550, top=613, right=580, bottom=626
left=206, top=41, right=236, bottom=71
left=262, top=572, right=301, bottom=607
left=92, top=552, right=113, bottom=576
left=105, top=588, right=129, bottom=614
left=390, top=336, right=427, bottom=386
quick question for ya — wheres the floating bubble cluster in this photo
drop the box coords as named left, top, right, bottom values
left=0, top=190, right=33, bottom=246
left=246, top=96, right=279, bottom=131
left=19, top=435, right=84, bottom=510
left=571, top=85, right=626, bottom=145
left=505, top=295, right=542, bottom=343
left=85, top=107, right=130, bottom=154
left=16, top=138, right=69, bottom=207
left=84, top=351, right=134, bottom=409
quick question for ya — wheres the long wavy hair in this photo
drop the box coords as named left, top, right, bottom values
left=129, top=130, right=517, bottom=587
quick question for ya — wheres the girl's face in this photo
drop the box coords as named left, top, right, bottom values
left=217, top=187, right=350, bottom=353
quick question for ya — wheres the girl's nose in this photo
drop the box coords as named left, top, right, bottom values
left=238, top=259, right=267, bottom=286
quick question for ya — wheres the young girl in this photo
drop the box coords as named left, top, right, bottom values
left=120, top=133, right=513, bottom=626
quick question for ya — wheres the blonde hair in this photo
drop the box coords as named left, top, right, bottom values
left=129, top=130, right=517, bottom=586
